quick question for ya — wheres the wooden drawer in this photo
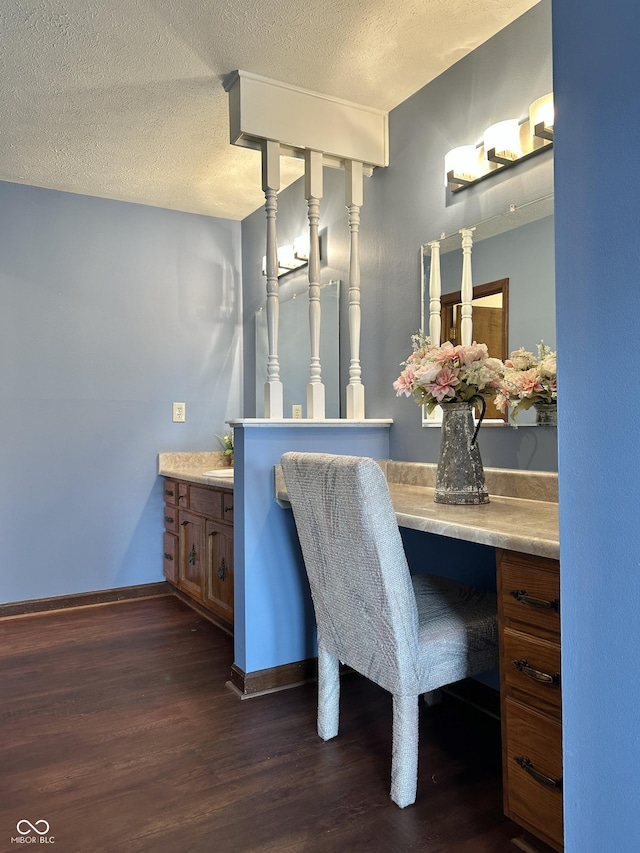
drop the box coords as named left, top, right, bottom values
left=503, top=698, right=563, bottom=851
left=163, top=479, right=179, bottom=506
left=503, top=626, right=561, bottom=718
left=178, top=481, right=189, bottom=505
left=163, top=503, right=179, bottom=535
left=498, top=551, right=560, bottom=639
left=163, top=532, right=178, bottom=584
left=189, top=485, right=223, bottom=518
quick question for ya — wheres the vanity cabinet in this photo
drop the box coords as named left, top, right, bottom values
left=497, top=549, right=562, bottom=852
left=163, top=478, right=234, bottom=631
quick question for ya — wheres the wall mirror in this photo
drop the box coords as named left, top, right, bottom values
left=255, top=279, right=341, bottom=418
left=420, top=193, right=555, bottom=427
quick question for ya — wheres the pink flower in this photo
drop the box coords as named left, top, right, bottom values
left=432, top=341, right=458, bottom=366
left=393, top=367, right=416, bottom=396
left=514, top=368, right=544, bottom=397
left=494, top=392, right=510, bottom=414
left=456, top=342, right=488, bottom=365
left=424, top=367, right=460, bottom=402
left=414, top=362, right=440, bottom=385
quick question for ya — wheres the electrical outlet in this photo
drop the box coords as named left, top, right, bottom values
left=172, top=402, right=186, bottom=423
left=292, top=404, right=303, bottom=419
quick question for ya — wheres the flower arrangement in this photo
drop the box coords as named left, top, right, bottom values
left=215, top=429, right=234, bottom=459
left=495, top=341, right=557, bottom=419
left=393, top=332, right=504, bottom=415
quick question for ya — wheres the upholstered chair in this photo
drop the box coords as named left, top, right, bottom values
left=280, top=451, right=499, bottom=808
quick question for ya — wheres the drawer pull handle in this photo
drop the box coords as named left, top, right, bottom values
left=164, top=489, right=174, bottom=497
left=164, top=516, right=174, bottom=524
left=188, top=544, right=197, bottom=565
left=224, top=506, right=233, bottom=513
left=510, top=589, right=559, bottom=612
left=512, top=658, right=560, bottom=686
left=217, top=557, right=226, bottom=581
left=163, top=553, right=173, bottom=561
left=514, top=756, right=562, bottom=791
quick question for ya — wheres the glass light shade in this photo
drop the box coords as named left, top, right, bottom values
left=529, top=93, right=554, bottom=135
left=277, top=244, right=296, bottom=269
left=293, top=235, right=310, bottom=260
left=484, top=119, right=521, bottom=160
left=444, top=145, right=481, bottom=187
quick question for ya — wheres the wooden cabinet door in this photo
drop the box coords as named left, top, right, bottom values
left=204, top=519, right=234, bottom=626
left=178, top=510, right=204, bottom=602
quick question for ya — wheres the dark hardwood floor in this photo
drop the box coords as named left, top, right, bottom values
left=0, top=596, right=520, bottom=852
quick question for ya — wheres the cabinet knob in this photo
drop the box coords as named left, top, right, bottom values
left=164, top=516, right=174, bottom=524
left=164, top=489, right=174, bottom=497
left=163, top=553, right=173, bottom=561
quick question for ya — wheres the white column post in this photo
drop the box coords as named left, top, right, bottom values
left=262, top=140, right=283, bottom=418
left=460, top=228, right=475, bottom=346
left=428, top=240, right=441, bottom=345
left=345, top=160, right=365, bottom=419
left=305, top=150, right=325, bottom=419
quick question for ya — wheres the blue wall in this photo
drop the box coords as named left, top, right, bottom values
left=232, top=422, right=390, bottom=673
left=241, top=1, right=557, bottom=471
left=553, top=1, right=640, bottom=849
left=0, top=182, right=242, bottom=603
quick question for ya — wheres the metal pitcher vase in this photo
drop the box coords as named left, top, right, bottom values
left=534, top=402, right=557, bottom=427
left=434, top=397, right=489, bottom=505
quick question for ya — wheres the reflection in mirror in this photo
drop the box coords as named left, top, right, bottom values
left=255, top=280, right=341, bottom=418
left=421, top=194, right=555, bottom=427
left=441, top=279, right=509, bottom=421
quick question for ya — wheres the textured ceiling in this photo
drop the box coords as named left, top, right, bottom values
left=1, top=0, right=539, bottom=220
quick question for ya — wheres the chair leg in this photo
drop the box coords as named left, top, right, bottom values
left=317, top=642, right=339, bottom=741
left=390, top=694, right=419, bottom=808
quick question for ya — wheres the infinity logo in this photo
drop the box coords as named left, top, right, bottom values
left=16, top=820, right=50, bottom=836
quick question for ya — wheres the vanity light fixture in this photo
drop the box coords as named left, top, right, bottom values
left=484, top=119, right=521, bottom=165
left=443, top=145, right=482, bottom=188
left=261, top=235, right=312, bottom=277
left=445, top=93, right=554, bottom=193
left=529, top=92, right=554, bottom=141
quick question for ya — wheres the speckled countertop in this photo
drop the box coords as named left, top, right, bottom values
left=275, top=460, right=559, bottom=560
left=158, top=451, right=233, bottom=489
left=159, top=453, right=559, bottom=560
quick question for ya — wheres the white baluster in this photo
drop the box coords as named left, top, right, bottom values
left=460, top=227, right=475, bottom=347
left=305, top=150, right=325, bottom=419
left=428, top=240, right=441, bottom=345
left=262, top=140, right=284, bottom=418
left=345, top=160, right=365, bottom=419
